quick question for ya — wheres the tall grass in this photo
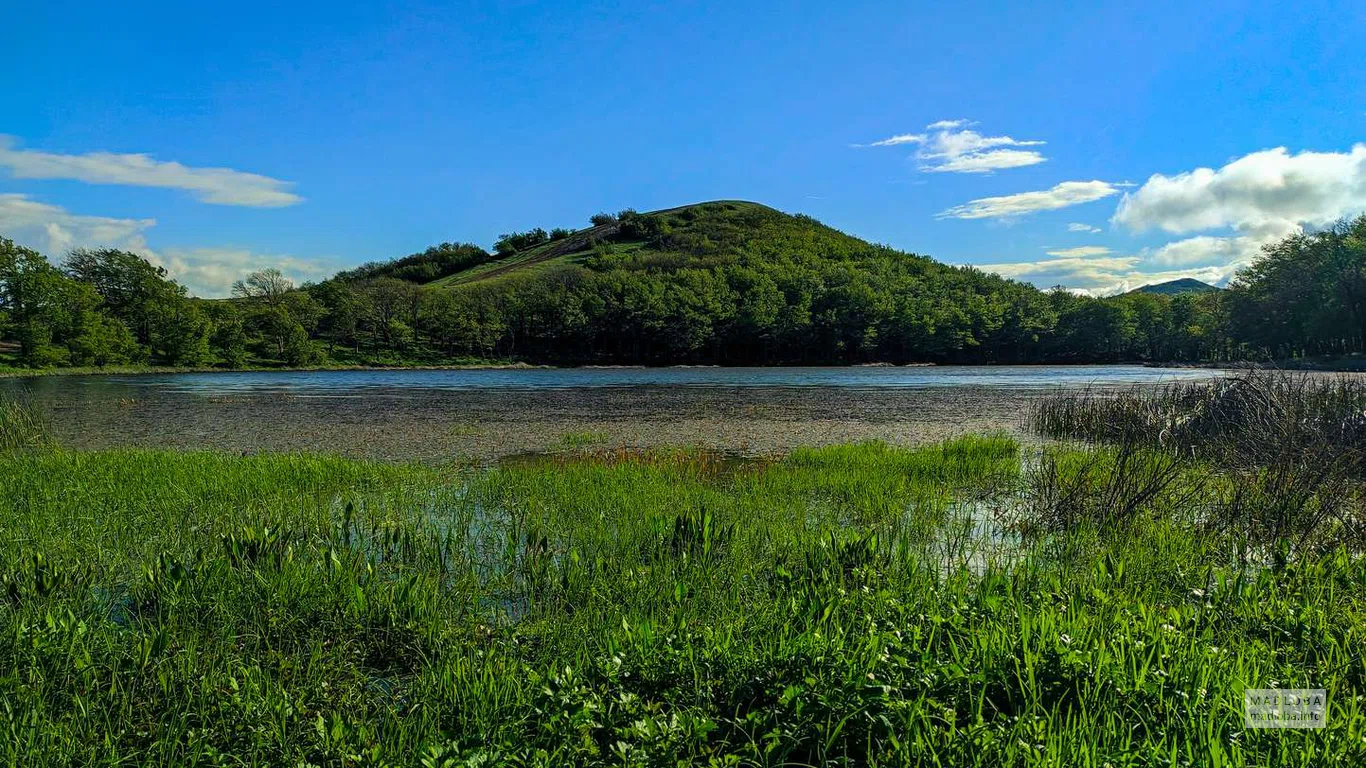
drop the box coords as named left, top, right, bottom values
left=1022, top=437, right=1205, bottom=539
left=0, top=393, right=51, bottom=455
left=1031, top=369, right=1366, bottom=470
left=1030, top=370, right=1366, bottom=566
left=2, top=435, right=1362, bottom=764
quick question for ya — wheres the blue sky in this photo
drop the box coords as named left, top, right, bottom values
left=4, top=0, right=1365, bottom=296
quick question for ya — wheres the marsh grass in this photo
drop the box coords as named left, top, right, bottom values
left=1023, top=437, right=1206, bottom=541
left=0, top=393, right=51, bottom=455
left=1031, top=370, right=1366, bottom=568
left=557, top=430, right=611, bottom=449
left=2, top=428, right=1364, bottom=765
left=1031, top=369, right=1366, bottom=470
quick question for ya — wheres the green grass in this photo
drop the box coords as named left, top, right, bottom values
left=1, top=435, right=1362, bottom=765
left=557, top=430, right=611, bottom=449
left=423, top=202, right=756, bottom=289
left=0, top=395, right=51, bottom=455
left=427, top=242, right=649, bottom=288
left=427, top=248, right=588, bottom=287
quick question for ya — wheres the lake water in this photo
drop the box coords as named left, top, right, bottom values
left=2, top=365, right=1227, bottom=460
left=10, top=364, right=1224, bottom=396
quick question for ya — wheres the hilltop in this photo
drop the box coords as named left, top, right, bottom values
left=338, top=201, right=881, bottom=289
left=1126, top=278, right=1221, bottom=296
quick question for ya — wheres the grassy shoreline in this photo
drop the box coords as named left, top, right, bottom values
left=2, top=421, right=1362, bottom=763
left=3, top=375, right=1362, bottom=764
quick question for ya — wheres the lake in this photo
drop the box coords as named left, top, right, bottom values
left=2, top=365, right=1227, bottom=460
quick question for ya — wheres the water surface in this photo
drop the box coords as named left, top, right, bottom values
left=2, top=365, right=1227, bottom=460
left=71, top=364, right=1221, bottom=395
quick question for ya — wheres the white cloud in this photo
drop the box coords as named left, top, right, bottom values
left=1045, top=245, right=1111, bottom=257
left=158, top=247, right=340, bottom=298
left=0, top=193, right=335, bottom=297
left=969, top=229, right=1265, bottom=296
left=948, top=143, right=1366, bottom=293
left=1148, top=235, right=1262, bottom=267
left=857, top=119, right=1046, bottom=173
left=1095, top=144, right=1366, bottom=294
left=0, top=193, right=155, bottom=255
left=974, top=232, right=1263, bottom=295
left=1113, top=145, right=1366, bottom=238
left=931, top=149, right=1046, bottom=174
left=860, top=133, right=924, bottom=147
left=1078, top=264, right=1238, bottom=297
left=974, top=252, right=1239, bottom=296
left=938, top=180, right=1121, bottom=220
left=978, top=254, right=1141, bottom=280
left=1068, top=222, right=1102, bottom=233
left=0, top=136, right=302, bottom=207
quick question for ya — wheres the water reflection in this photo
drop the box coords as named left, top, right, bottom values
left=0, top=366, right=1230, bottom=461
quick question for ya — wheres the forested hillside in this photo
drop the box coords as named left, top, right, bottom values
left=1126, top=278, right=1221, bottom=296
left=2, top=201, right=1363, bottom=370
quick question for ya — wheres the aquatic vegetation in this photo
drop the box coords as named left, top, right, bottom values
left=557, top=430, right=610, bottom=449
left=1, top=433, right=1362, bottom=765
left=1031, top=369, right=1366, bottom=470
left=1023, top=437, right=1204, bottom=540
left=0, top=393, right=51, bottom=455
left=1031, top=370, right=1366, bottom=567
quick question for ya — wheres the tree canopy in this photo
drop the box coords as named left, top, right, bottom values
left=2, top=202, right=1363, bottom=370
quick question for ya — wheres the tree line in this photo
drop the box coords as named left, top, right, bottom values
left=2, top=206, right=1363, bottom=370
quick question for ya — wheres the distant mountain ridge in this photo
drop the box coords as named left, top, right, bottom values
left=1126, top=278, right=1221, bottom=296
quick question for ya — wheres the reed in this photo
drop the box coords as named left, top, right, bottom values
left=0, top=393, right=51, bottom=455
left=1029, top=370, right=1366, bottom=570
left=1030, top=369, right=1366, bottom=471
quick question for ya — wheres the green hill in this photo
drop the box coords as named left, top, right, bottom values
left=1126, top=278, right=1221, bottom=296
left=361, top=201, right=872, bottom=289
left=302, top=200, right=1236, bottom=365
left=318, top=201, right=1107, bottom=364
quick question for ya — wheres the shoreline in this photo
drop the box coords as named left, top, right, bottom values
left=11, top=357, right=1365, bottom=381
left=5, top=382, right=1042, bottom=461
left=0, top=359, right=1262, bottom=380
left=1147, top=356, right=1366, bottom=373
left=0, top=360, right=547, bottom=379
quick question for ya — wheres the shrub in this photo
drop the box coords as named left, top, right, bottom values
left=616, top=209, right=666, bottom=240
left=1030, top=369, right=1366, bottom=565
left=493, top=228, right=550, bottom=256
